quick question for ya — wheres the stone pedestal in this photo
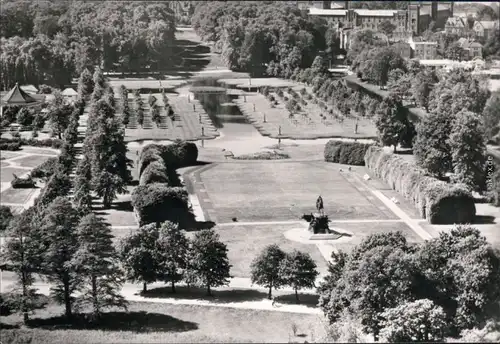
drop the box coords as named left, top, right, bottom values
left=308, top=213, right=330, bottom=234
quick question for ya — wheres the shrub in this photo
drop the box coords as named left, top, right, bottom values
left=0, top=142, right=21, bottom=151
left=324, top=141, right=373, bottom=166
left=138, top=145, right=164, bottom=177
left=131, top=184, right=189, bottom=226
left=140, top=160, right=170, bottom=185
left=364, top=146, right=476, bottom=224
left=140, top=141, right=198, bottom=172
left=30, top=157, right=59, bottom=180
left=11, top=174, right=36, bottom=188
left=0, top=137, right=63, bottom=149
left=233, top=151, right=290, bottom=160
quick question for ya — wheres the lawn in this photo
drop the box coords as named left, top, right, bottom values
left=0, top=187, right=37, bottom=204
left=19, top=147, right=59, bottom=155
left=212, top=223, right=329, bottom=278
left=1, top=167, right=31, bottom=182
left=12, top=154, right=52, bottom=169
left=1, top=301, right=327, bottom=343
left=0, top=151, right=24, bottom=160
left=196, top=161, right=397, bottom=223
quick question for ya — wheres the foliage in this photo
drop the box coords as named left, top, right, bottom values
left=365, top=146, right=476, bottom=224
left=374, top=96, right=410, bottom=152
left=487, top=165, right=500, bottom=206
left=11, top=174, right=36, bottom=189
left=73, top=213, right=127, bottom=318
left=39, top=197, right=80, bottom=319
left=483, top=91, right=500, bottom=143
left=47, top=103, right=73, bottom=139
left=279, top=250, right=318, bottom=302
left=73, top=155, right=93, bottom=216
left=378, top=20, right=396, bottom=36
left=324, top=140, right=373, bottom=166
left=35, top=171, right=72, bottom=211
left=156, top=221, right=190, bottom=293
left=151, top=104, right=161, bottom=127
left=250, top=244, right=287, bottom=299
left=0, top=205, right=14, bottom=232
left=131, top=184, right=189, bottom=226
left=188, top=229, right=231, bottom=296
left=139, top=160, right=170, bottom=185
left=448, top=110, right=487, bottom=192
left=119, top=224, right=159, bottom=292
left=77, top=68, right=94, bottom=101
left=16, top=108, right=34, bottom=127
left=380, top=299, right=447, bottom=342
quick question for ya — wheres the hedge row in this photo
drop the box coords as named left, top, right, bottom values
left=30, top=157, right=59, bottom=180
left=364, top=146, right=476, bottom=224
left=0, top=138, right=63, bottom=149
left=138, top=141, right=198, bottom=179
left=11, top=175, right=36, bottom=189
left=131, top=184, right=189, bottom=226
left=0, top=142, right=21, bottom=151
left=324, top=140, right=373, bottom=165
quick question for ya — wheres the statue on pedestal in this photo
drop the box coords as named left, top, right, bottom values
left=302, top=196, right=330, bottom=234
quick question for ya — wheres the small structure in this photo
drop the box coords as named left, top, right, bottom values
left=0, top=82, right=42, bottom=118
left=62, top=88, right=78, bottom=103
left=20, top=85, right=38, bottom=94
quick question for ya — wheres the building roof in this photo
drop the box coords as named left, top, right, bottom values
left=414, top=41, right=438, bottom=45
left=1, top=83, right=39, bottom=106
left=308, top=8, right=347, bottom=16
left=62, top=88, right=78, bottom=96
left=354, top=9, right=398, bottom=17
left=20, top=85, right=38, bottom=94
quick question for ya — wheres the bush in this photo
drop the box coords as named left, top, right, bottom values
left=140, top=141, right=198, bottom=171
left=0, top=137, right=63, bottom=149
left=0, top=142, right=21, bottom=151
left=30, top=157, right=59, bottom=180
left=138, top=145, right=164, bottom=177
left=131, top=184, right=189, bottom=226
left=233, top=151, right=290, bottom=160
left=140, top=160, right=170, bottom=185
left=364, top=146, right=476, bottom=224
left=11, top=174, right=36, bottom=188
left=324, top=141, right=373, bottom=166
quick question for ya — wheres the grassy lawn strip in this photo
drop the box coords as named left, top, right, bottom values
left=2, top=301, right=326, bottom=343
left=0, top=187, right=37, bottom=204
left=232, top=150, right=290, bottom=160
left=11, top=155, right=52, bottom=169
left=0, top=151, right=25, bottom=160
left=210, top=223, right=329, bottom=278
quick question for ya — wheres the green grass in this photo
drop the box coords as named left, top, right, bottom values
left=1, top=167, right=30, bottom=182
left=0, top=151, right=24, bottom=159
left=212, top=223, right=329, bottom=278
left=1, top=301, right=327, bottom=343
left=11, top=155, right=52, bottom=169
left=197, top=162, right=396, bottom=223
left=232, top=150, right=290, bottom=160
left=0, top=187, right=37, bottom=204
left=19, top=147, right=59, bottom=155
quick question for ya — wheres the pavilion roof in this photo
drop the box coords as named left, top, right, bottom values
left=1, top=83, right=39, bottom=106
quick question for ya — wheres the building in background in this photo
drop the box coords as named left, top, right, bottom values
left=458, top=38, right=483, bottom=60
left=445, top=16, right=467, bottom=35
left=473, top=20, right=499, bottom=39
left=409, top=36, right=438, bottom=59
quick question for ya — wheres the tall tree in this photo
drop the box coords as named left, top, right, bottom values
left=77, top=68, right=94, bottom=102
left=483, top=91, right=500, bottom=143
left=156, top=221, right=190, bottom=293
left=40, top=197, right=80, bottom=319
left=73, top=155, right=93, bottom=215
left=73, top=213, right=127, bottom=319
left=119, top=223, right=159, bottom=292
left=374, top=96, right=408, bottom=152
left=378, top=20, right=396, bottom=36
left=189, top=229, right=231, bottom=296
left=448, top=110, right=487, bottom=192
left=279, top=250, right=318, bottom=302
left=250, top=244, right=287, bottom=299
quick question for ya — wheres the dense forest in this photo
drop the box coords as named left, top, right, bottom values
left=191, top=1, right=341, bottom=76
left=0, top=1, right=176, bottom=90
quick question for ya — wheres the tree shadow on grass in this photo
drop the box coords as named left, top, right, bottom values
left=27, top=311, right=198, bottom=333
left=473, top=215, right=496, bottom=224
left=142, top=285, right=319, bottom=309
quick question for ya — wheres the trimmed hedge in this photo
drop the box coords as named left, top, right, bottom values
left=138, top=141, right=198, bottom=177
left=364, top=146, right=476, bottom=224
left=11, top=175, right=36, bottom=189
left=324, top=140, right=373, bottom=166
left=140, top=160, right=170, bottom=185
left=0, top=142, right=21, bottom=151
left=138, top=145, right=163, bottom=177
left=0, top=137, right=63, bottom=149
left=131, top=184, right=189, bottom=226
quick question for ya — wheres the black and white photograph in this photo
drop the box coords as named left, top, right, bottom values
left=0, top=0, right=499, bottom=342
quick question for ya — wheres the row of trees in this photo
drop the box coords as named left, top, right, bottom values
left=318, top=226, right=500, bottom=342
left=0, top=1, right=176, bottom=89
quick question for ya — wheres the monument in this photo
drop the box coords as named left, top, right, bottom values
left=303, top=196, right=331, bottom=234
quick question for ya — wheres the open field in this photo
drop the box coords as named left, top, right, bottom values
left=192, top=161, right=398, bottom=223
left=221, top=78, right=377, bottom=140
left=11, top=155, right=52, bottom=169
left=1, top=167, right=30, bottom=182
left=0, top=187, right=38, bottom=204
left=211, top=223, right=329, bottom=278
left=1, top=301, right=326, bottom=343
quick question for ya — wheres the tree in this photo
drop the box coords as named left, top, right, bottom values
left=311, top=55, right=328, bottom=76
left=35, top=171, right=72, bottom=210
left=250, top=244, right=286, bottom=299
left=156, top=221, right=190, bottom=293
left=445, top=42, right=464, bottom=61
left=73, top=213, right=127, bottom=319
left=151, top=104, right=161, bottom=127
left=483, top=91, right=500, bottom=143
left=77, top=68, right=94, bottom=101
left=413, top=111, right=453, bottom=178
left=189, top=229, right=231, bottom=296
left=448, top=110, right=487, bottom=192
left=73, top=155, right=93, bottom=215
left=374, top=96, right=408, bottom=152
left=477, top=5, right=498, bottom=21
left=119, top=223, right=159, bottom=293
left=39, top=197, right=80, bottom=319
left=412, top=71, right=436, bottom=111
left=279, top=250, right=318, bottom=302
left=0, top=205, right=13, bottom=232
left=48, top=103, right=73, bottom=139
left=2, top=213, right=44, bottom=324
left=380, top=299, right=448, bottom=342
left=378, top=20, right=396, bottom=36
left=414, top=225, right=500, bottom=333
left=16, top=108, right=34, bottom=127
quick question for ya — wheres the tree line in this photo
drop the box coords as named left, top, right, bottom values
left=0, top=1, right=176, bottom=90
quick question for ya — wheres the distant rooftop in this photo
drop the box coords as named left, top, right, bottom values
left=308, top=8, right=347, bottom=16
left=354, top=9, right=398, bottom=17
